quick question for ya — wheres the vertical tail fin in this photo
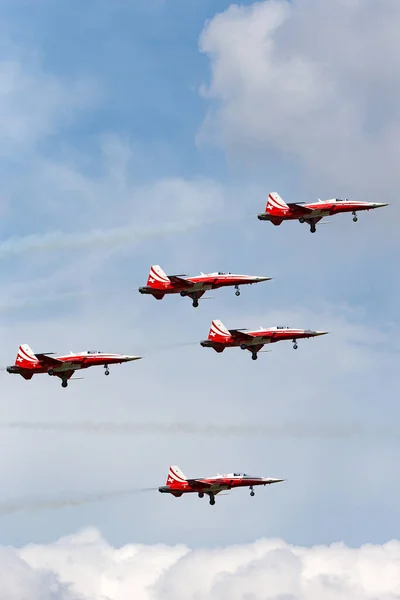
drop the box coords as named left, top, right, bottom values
left=265, top=192, right=289, bottom=214
left=208, top=319, right=231, bottom=342
left=15, top=344, right=37, bottom=368
left=166, top=465, right=187, bottom=485
left=147, top=265, right=170, bottom=289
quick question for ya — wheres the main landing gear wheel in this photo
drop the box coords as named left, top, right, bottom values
left=209, top=495, right=215, bottom=506
left=180, top=291, right=187, bottom=297
left=251, top=353, right=258, bottom=361
left=198, top=492, right=204, bottom=498
left=352, top=211, right=358, bottom=222
left=104, top=365, right=110, bottom=376
left=240, top=344, right=247, bottom=350
left=48, top=369, right=54, bottom=376
left=61, top=380, right=68, bottom=388
left=299, top=217, right=305, bottom=224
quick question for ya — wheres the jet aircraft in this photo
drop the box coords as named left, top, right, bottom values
left=138, top=265, right=271, bottom=307
left=258, top=192, right=388, bottom=233
left=7, top=344, right=142, bottom=388
left=200, top=319, right=328, bottom=360
left=158, top=465, right=284, bottom=505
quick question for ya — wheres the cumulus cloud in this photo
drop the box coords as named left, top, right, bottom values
left=0, top=529, right=397, bottom=600
left=199, top=0, right=400, bottom=197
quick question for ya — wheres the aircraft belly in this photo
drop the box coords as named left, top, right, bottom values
left=245, top=338, right=270, bottom=345
left=191, top=283, right=211, bottom=291
left=310, top=210, right=329, bottom=218
left=53, top=363, right=81, bottom=372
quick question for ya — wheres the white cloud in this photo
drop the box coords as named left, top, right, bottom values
left=198, top=0, right=400, bottom=198
left=0, top=529, right=395, bottom=600
left=0, top=57, right=95, bottom=156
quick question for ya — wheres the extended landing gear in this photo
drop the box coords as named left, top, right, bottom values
left=235, top=285, right=240, bottom=297
left=309, top=219, right=316, bottom=233
left=299, top=217, right=305, bottom=224
left=209, top=494, right=215, bottom=506
left=352, top=211, right=358, bottom=223
left=198, top=492, right=204, bottom=498
left=188, top=292, right=199, bottom=308
left=293, top=339, right=298, bottom=350
left=61, top=379, right=68, bottom=388
left=240, top=344, right=258, bottom=360
left=104, top=365, right=110, bottom=376
left=250, top=486, right=255, bottom=497
left=180, top=291, right=187, bottom=297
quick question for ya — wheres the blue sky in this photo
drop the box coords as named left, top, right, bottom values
left=0, top=0, right=398, bottom=565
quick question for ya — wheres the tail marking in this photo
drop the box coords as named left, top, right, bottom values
left=266, top=192, right=289, bottom=214
left=166, top=465, right=187, bottom=485
left=16, top=344, right=37, bottom=367
left=147, top=265, right=170, bottom=288
left=208, top=320, right=231, bottom=341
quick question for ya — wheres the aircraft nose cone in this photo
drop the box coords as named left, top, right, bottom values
left=264, top=478, right=285, bottom=484
left=375, top=203, right=389, bottom=208
left=256, top=276, right=272, bottom=282
left=125, top=355, right=143, bottom=361
left=314, top=331, right=329, bottom=336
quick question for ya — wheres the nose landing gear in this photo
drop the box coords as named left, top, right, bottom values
left=293, top=339, right=298, bottom=350
left=104, top=365, right=110, bottom=376
left=234, top=285, right=240, bottom=297
left=250, top=486, right=255, bottom=497
left=352, top=211, right=358, bottom=222
left=209, top=494, right=215, bottom=506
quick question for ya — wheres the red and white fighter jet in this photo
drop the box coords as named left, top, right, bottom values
left=200, top=319, right=328, bottom=360
left=258, top=192, right=388, bottom=233
left=158, top=465, right=284, bottom=506
left=138, top=265, right=271, bottom=307
left=7, top=344, right=142, bottom=388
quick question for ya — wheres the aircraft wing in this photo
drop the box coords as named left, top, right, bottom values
left=228, top=329, right=256, bottom=340
left=287, top=203, right=314, bottom=212
left=35, top=353, right=63, bottom=367
left=168, top=275, right=193, bottom=286
left=186, top=478, right=214, bottom=487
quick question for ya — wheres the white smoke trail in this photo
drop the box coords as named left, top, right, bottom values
left=0, top=212, right=251, bottom=260
left=1, top=421, right=398, bottom=440
left=0, top=487, right=156, bottom=516
left=0, top=220, right=199, bottom=259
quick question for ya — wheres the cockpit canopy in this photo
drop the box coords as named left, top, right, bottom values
left=335, top=198, right=349, bottom=202
left=86, top=350, right=103, bottom=354
left=275, top=326, right=289, bottom=329
left=210, top=271, right=232, bottom=276
left=233, top=472, right=250, bottom=477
